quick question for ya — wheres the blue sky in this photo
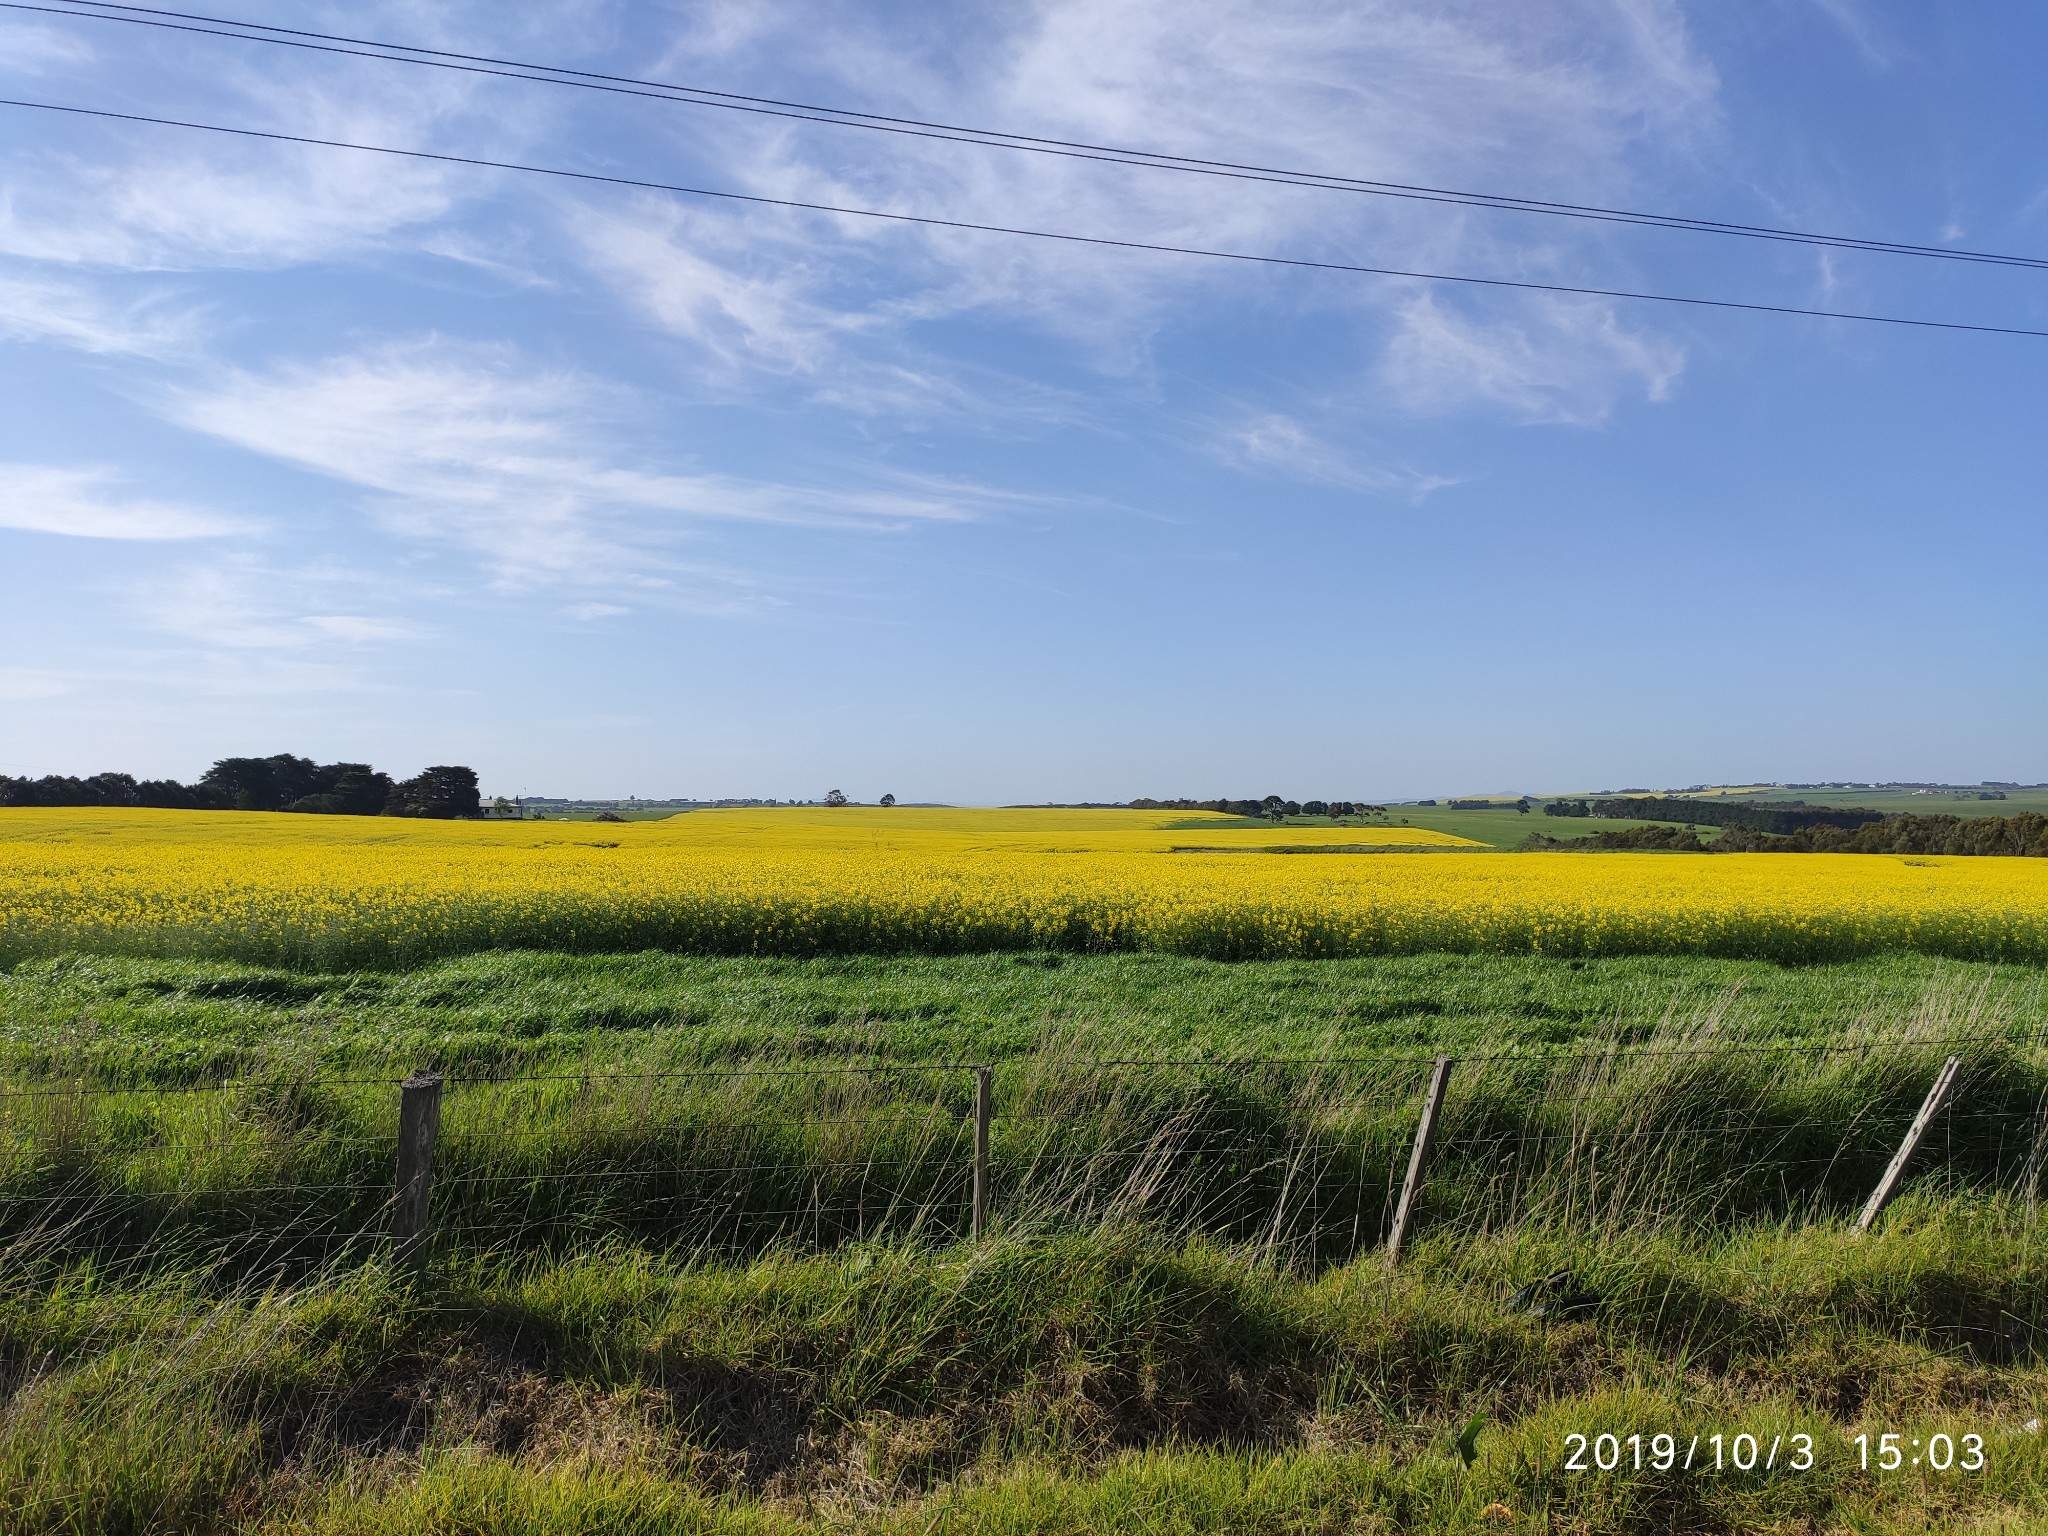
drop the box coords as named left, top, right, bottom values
left=1, top=1, right=2043, bottom=802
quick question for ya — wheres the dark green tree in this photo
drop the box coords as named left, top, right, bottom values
left=201, top=754, right=323, bottom=811
left=384, top=765, right=481, bottom=819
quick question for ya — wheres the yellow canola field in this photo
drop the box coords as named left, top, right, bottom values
left=2, top=805, right=2044, bottom=967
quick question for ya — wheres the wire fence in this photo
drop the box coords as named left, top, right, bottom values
left=1, top=1035, right=2044, bottom=1271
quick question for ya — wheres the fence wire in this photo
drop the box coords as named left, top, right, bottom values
left=1, top=1036, right=2043, bottom=1270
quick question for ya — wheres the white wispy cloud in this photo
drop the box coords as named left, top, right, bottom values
left=568, top=199, right=842, bottom=376
left=1, top=0, right=1720, bottom=438
left=0, top=17, right=504, bottom=273
left=299, top=614, right=433, bottom=643
left=1218, top=412, right=1458, bottom=497
left=136, top=554, right=428, bottom=651
left=561, top=193, right=1090, bottom=429
left=1807, top=0, right=1899, bottom=69
left=163, top=339, right=995, bottom=589
left=0, top=269, right=203, bottom=357
left=0, top=464, right=245, bottom=539
left=1377, top=293, right=1686, bottom=425
left=0, top=667, right=70, bottom=702
left=605, top=0, right=1719, bottom=414
left=0, top=19, right=94, bottom=73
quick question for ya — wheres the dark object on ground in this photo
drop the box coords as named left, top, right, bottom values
left=1129, top=797, right=1384, bottom=818
left=1454, top=1412, right=1486, bottom=1467
left=1587, top=796, right=1882, bottom=835
left=0, top=754, right=482, bottom=818
left=1715, top=811, right=2048, bottom=858
left=1505, top=1270, right=1602, bottom=1320
left=593, top=811, right=625, bottom=823
left=1523, top=825, right=1704, bottom=852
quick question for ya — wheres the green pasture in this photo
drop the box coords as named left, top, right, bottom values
left=4, top=948, right=2034, bottom=1082
left=1752, top=784, right=2048, bottom=819
left=1383, top=805, right=1708, bottom=848
left=1216, top=807, right=1697, bottom=849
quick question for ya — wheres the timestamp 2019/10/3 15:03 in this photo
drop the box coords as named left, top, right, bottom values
left=1562, top=1431, right=1988, bottom=1475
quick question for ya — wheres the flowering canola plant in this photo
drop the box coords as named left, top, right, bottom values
left=1, top=806, right=2043, bottom=968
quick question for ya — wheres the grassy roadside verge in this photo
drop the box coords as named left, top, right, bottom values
left=5, top=950, right=2046, bottom=1531
left=6, top=1208, right=2047, bottom=1533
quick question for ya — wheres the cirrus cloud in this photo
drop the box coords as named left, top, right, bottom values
left=163, top=339, right=1001, bottom=590
left=0, top=463, right=245, bottom=539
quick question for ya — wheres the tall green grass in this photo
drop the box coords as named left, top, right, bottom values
left=2, top=977, right=2040, bottom=1271
left=5, top=1211, right=2048, bottom=1533
left=5, top=951, right=2047, bottom=1530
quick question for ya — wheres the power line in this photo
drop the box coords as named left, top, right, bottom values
left=17, top=0, right=2048, bottom=274
left=6, top=96, right=2045, bottom=340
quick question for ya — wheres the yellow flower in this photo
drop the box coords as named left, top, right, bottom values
left=0, top=805, right=2041, bottom=966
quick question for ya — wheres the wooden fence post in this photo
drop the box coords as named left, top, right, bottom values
left=1387, top=1056, right=1453, bottom=1265
left=1856, top=1055, right=1961, bottom=1234
left=971, top=1066, right=992, bottom=1241
left=2027, top=1086, right=2048, bottom=1224
left=393, top=1072, right=444, bottom=1264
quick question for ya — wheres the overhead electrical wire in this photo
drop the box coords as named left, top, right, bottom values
left=3, top=96, right=2044, bottom=341
left=4, top=96, right=2043, bottom=341
left=13, top=0, right=2048, bottom=274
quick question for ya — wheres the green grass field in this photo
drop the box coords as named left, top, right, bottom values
left=1380, top=785, right=2048, bottom=848
left=1749, top=785, right=2048, bottom=819
left=1250, top=807, right=1694, bottom=849
left=5, top=950, right=2048, bottom=1532
left=8, top=948, right=2032, bottom=1080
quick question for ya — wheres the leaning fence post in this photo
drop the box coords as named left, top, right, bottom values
left=1387, top=1056, right=1453, bottom=1265
left=2027, top=1086, right=2048, bottom=1223
left=1856, top=1055, right=1962, bottom=1234
left=392, top=1072, right=444, bottom=1264
left=971, top=1066, right=993, bottom=1241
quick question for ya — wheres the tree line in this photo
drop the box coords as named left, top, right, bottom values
left=1544, top=796, right=1884, bottom=834
left=1523, top=825, right=1704, bottom=851
left=1714, top=813, right=2048, bottom=857
left=1129, top=797, right=1387, bottom=820
left=0, top=754, right=482, bottom=818
left=1527, top=812, right=2048, bottom=858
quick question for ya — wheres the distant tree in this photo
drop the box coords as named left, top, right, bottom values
left=1588, top=796, right=1882, bottom=835
left=824, top=789, right=849, bottom=807
left=385, top=765, right=481, bottom=819
left=879, top=793, right=896, bottom=807
left=203, top=754, right=324, bottom=811
left=491, top=796, right=513, bottom=818
left=1524, top=824, right=1706, bottom=852
left=288, top=764, right=395, bottom=816
left=1302, top=800, right=1329, bottom=816
left=136, top=778, right=211, bottom=809
left=1713, top=811, right=2047, bottom=858
left=328, top=764, right=394, bottom=816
